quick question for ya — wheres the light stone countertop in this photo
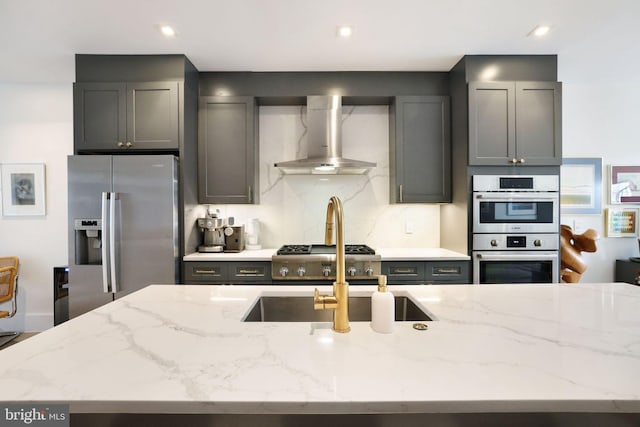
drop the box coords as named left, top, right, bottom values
left=1, top=283, right=639, bottom=415
left=183, top=247, right=470, bottom=261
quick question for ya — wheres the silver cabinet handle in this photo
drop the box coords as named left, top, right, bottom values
left=399, top=184, right=404, bottom=203
left=248, top=186, right=252, bottom=203
left=125, top=142, right=133, bottom=148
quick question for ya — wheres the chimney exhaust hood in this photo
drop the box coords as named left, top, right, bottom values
left=274, top=95, right=376, bottom=175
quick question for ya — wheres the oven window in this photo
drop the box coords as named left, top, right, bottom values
left=479, top=201, right=554, bottom=223
left=479, top=261, right=554, bottom=284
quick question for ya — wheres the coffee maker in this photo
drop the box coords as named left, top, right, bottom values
left=197, top=208, right=226, bottom=253
left=197, top=208, right=245, bottom=253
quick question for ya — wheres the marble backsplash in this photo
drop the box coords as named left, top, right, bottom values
left=198, top=105, right=441, bottom=250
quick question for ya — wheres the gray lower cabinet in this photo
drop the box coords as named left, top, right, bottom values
left=383, top=260, right=470, bottom=285
left=389, top=96, right=451, bottom=203
left=198, top=96, right=258, bottom=204
left=468, top=81, right=562, bottom=166
left=184, top=261, right=271, bottom=284
left=74, top=81, right=179, bottom=152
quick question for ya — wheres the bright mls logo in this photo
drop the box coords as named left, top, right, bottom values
left=1, top=405, right=68, bottom=426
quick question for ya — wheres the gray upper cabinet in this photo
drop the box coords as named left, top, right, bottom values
left=74, top=81, right=179, bottom=152
left=198, top=96, right=258, bottom=204
left=390, top=96, right=451, bottom=203
left=468, top=81, right=562, bottom=166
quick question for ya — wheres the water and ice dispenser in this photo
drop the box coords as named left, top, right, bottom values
left=74, top=219, right=102, bottom=265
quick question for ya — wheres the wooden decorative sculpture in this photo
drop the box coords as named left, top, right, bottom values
left=560, top=225, right=598, bottom=283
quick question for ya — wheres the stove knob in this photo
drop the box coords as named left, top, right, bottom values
left=534, top=239, right=542, bottom=247
left=279, top=266, right=289, bottom=277
left=347, top=266, right=357, bottom=277
left=365, top=266, right=374, bottom=276
left=322, top=267, right=332, bottom=277
left=297, top=266, right=306, bottom=277
left=490, top=239, right=498, bottom=247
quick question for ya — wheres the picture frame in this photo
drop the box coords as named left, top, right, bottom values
left=1, top=163, right=46, bottom=216
left=560, top=158, right=602, bottom=214
left=605, top=207, right=638, bottom=237
left=610, top=165, right=640, bottom=204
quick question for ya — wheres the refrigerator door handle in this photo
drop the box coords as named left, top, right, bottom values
left=109, top=192, right=118, bottom=294
left=101, top=192, right=110, bottom=293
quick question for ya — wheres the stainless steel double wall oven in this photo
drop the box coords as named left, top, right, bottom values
left=472, top=175, right=560, bottom=284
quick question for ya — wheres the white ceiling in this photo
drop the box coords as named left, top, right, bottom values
left=1, top=0, right=638, bottom=83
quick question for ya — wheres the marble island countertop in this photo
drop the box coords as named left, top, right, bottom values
left=1, top=283, right=640, bottom=416
left=183, top=247, right=470, bottom=261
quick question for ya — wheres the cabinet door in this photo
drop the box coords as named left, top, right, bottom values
left=391, top=96, right=450, bottom=203
left=514, top=81, right=562, bottom=165
left=74, top=82, right=126, bottom=152
left=198, top=96, right=257, bottom=204
left=126, top=82, right=179, bottom=150
left=468, top=81, right=516, bottom=165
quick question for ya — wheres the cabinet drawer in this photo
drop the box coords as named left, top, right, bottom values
left=383, top=262, right=425, bottom=280
left=424, top=261, right=470, bottom=284
left=184, top=262, right=227, bottom=283
left=228, top=262, right=272, bottom=283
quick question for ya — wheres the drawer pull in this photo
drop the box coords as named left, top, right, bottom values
left=433, top=267, right=461, bottom=275
left=237, top=269, right=263, bottom=275
left=194, top=269, right=220, bottom=275
left=391, top=268, right=417, bottom=275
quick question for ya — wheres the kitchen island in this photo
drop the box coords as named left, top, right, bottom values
left=1, top=283, right=639, bottom=426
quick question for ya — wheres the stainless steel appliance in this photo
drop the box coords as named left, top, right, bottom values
left=273, top=96, right=376, bottom=175
left=67, top=155, right=179, bottom=319
left=472, top=234, right=559, bottom=284
left=197, top=208, right=226, bottom=253
left=472, top=175, right=560, bottom=284
left=224, top=225, right=245, bottom=252
left=472, top=175, right=559, bottom=233
left=271, top=244, right=381, bottom=283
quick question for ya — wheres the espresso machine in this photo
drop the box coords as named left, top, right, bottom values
left=197, top=208, right=245, bottom=253
left=197, top=208, right=226, bottom=253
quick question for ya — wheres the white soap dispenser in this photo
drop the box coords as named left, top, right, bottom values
left=371, top=275, right=394, bottom=334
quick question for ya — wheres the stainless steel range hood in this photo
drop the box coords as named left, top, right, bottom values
left=274, top=95, right=376, bottom=175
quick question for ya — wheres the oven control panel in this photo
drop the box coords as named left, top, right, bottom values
left=473, top=233, right=559, bottom=251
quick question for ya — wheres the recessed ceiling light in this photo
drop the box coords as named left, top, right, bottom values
left=528, top=24, right=551, bottom=37
left=337, top=26, right=353, bottom=38
left=160, top=25, right=176, bottom=37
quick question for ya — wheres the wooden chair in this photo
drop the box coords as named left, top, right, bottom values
left=0, top=256, right=20, bottom=347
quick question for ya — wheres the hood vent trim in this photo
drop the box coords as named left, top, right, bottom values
left=274, top=95, right=376, bottom=175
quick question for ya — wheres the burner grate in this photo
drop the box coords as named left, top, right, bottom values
left=277, top=244, right=312, bottom=255
left=276, top=244, right=375, bottom=256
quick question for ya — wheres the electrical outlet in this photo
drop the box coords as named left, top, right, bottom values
left=405, top=220, right=414, bottom=234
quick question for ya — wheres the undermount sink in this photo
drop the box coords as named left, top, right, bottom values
left=243, top=295, right=433, bottom=322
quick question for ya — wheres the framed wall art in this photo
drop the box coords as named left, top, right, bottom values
left=610, top=165, right=640, bottom=204
left=605, top=207, right=638, bottom=237
left=560, top=158, right=602, bottom=214
left=1, top=163, right=46, bottom=216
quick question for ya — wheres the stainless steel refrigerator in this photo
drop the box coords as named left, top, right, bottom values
left=67, top=155, right=179, bottom=319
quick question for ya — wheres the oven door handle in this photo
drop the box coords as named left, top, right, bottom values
left=475, top=194, right=558, bottom=200
left=476, top=252, right=558, bottom=261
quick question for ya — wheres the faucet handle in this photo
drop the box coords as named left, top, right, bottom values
left=314, top=288, right=338, bottom=310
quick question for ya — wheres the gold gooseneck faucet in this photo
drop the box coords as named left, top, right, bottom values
left=314, top=196, right=350, bottom=333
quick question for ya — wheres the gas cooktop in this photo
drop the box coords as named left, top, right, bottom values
left=276, top=244, right=376, bottom=256
left=272, top=244, right=380, bottom=280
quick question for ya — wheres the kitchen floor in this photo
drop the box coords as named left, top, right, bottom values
left=0, top=332, right=38, bottom=350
